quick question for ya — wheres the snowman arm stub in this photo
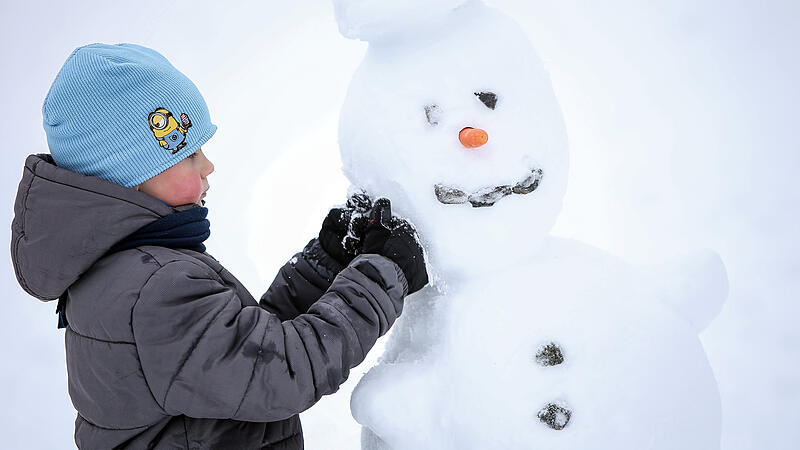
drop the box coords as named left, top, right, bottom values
left=646, top=249, right=729, bottom=332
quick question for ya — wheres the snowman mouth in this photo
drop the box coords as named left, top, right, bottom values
left=434, top=168, right=543, bottom=208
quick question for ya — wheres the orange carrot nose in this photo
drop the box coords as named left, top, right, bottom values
left=459, top=127, right=489, bottom=148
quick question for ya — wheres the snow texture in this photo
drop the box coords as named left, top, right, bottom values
left=334, top=0, right=728, bottom=448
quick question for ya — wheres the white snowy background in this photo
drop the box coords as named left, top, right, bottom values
left=1, top=0, right=797, bottom=449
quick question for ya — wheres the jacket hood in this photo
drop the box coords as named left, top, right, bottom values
left=10, top=154, right=197, bottom=301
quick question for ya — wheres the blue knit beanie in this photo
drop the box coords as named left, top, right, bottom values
left=43, top=43, right=217, bottom=188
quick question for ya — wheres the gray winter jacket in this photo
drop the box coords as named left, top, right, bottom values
left=10, top=154, right=408, bottom=449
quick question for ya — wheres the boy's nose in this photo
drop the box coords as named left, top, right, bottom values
left=205, top=159, right=215, bottom=176
left=198, top=151, right=214, bottom=176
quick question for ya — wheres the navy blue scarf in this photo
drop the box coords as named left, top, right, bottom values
left=108, top=205, right=211, bottom=254
left=57, top=206, right=210, bottom=329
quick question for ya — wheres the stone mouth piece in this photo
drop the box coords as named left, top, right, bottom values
left=434, top=167, right=543, bottom=208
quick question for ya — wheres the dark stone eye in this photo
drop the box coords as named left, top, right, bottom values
left=475, top=91, right=497, bottom=110
left=424, top=104, right=440, bottom=126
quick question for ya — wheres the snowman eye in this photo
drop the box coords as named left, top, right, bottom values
left=475, top=91, right=498, bottom=110
left=424, top=104, right=441, bottom=126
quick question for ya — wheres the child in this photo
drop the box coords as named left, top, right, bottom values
left=10, top=43, right=427, bottom=449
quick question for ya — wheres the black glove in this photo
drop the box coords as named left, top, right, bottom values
left=362, top=198, right=428, bottom=295
left=319, top=207, right=356, bottom=265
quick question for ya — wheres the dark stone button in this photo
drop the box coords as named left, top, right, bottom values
left=538, top=403, right=572, bottom=430
left=535, top=342, right=564, bottom=366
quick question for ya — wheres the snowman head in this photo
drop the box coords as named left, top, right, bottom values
left=336, top=0, right=568, bottom=277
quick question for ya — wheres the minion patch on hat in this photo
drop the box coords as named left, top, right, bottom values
left=148, top=108, right=193, bottom=154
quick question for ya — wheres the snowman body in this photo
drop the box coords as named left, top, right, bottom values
left=351, top=237, right=721, bottom=449
left=332, top=1, right=724, bottom=448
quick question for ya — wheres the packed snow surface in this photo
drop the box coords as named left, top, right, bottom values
left=351, top=238, right=722, bottom=449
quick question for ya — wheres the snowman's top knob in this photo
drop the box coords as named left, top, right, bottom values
left=332, top=0, right=471, bottom=42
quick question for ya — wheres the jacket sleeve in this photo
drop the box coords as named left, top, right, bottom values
left=133, top=253, right=408, bottom=422
left=259, top=239, right=345, bottom=321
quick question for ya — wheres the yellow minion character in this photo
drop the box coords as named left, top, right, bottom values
left=147, top=108, right=192, bottom=154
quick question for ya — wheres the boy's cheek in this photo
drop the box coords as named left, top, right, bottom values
left=164, top=175, right=203, bottom=206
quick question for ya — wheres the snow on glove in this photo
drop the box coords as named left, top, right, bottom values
left=361, top=198, right=428, bottom=295
left=319, top=194, right=372, bottom=265
left=342, top=192, right=372, bottom=256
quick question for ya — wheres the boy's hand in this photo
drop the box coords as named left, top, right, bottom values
left=362, top=198, right=428, bottom=295
left=319, top=207, right=356, bottom=265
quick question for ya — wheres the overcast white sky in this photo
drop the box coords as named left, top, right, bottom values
left=1, top=1, right=798, bottom=449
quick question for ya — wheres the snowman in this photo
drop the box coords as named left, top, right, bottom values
left=331, top=1, right=728, bottom=448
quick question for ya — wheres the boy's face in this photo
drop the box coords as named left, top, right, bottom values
left=135, top=148, right=214, bottom=207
